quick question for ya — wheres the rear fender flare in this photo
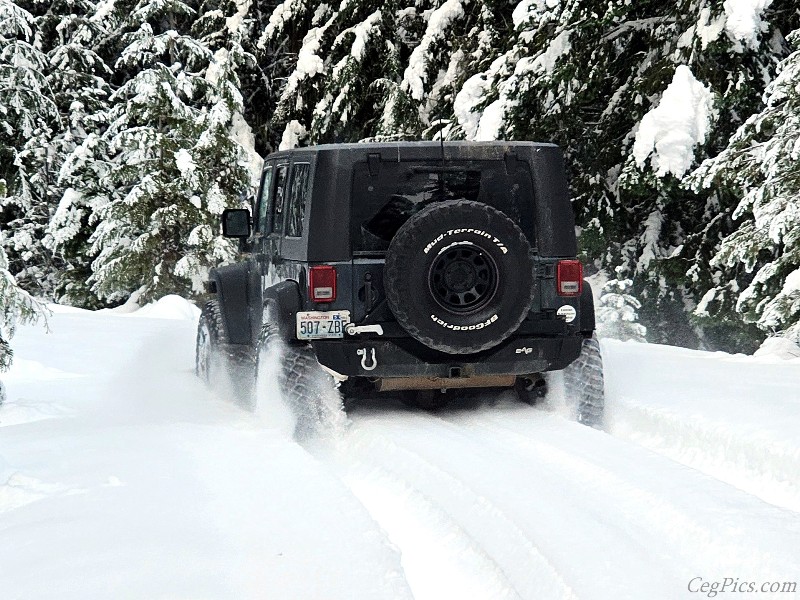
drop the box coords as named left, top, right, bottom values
left=579, top=280, right=596, bottom=335
left=264, top=280, right=302, bottom=342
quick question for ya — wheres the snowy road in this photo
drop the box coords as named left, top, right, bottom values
left=1, top=300, right=799, bottom=599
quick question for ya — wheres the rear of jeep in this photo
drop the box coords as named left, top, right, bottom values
left=205, top=141, right=602, bottom=422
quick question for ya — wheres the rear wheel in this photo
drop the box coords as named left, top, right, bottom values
left=258, top=316, right=346, bottom=441
left=563, top=335, right=605, bottom=427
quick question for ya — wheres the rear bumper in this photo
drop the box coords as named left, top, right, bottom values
left=312, top=334, right=582, bottom=379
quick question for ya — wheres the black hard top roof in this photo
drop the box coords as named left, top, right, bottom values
left=267, top=140, right=559, bottom=161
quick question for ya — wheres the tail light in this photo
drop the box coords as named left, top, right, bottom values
left=309, top=265, right=336, bottom=303
left=557, top=260, right=583, bottom=296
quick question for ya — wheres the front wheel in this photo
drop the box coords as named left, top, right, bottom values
left=562, top=335, right=605, bottom=428
left=196, top=301, right=224, bottom=384
left=196, top=300, right=256, bottom=407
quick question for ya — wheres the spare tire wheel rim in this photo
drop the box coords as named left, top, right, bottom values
left=429, top=242, right=499, bottom=314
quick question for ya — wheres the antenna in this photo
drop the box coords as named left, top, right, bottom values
left=438, top=102, right=446, bottom=200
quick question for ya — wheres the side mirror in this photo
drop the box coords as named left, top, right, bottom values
left=222, top=208, right=251, bottom=238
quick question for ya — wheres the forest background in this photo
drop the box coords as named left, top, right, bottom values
left=2, top=0, right=800, bottom=368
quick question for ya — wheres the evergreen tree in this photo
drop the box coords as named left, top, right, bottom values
left=0, top=0, right=60, bottom=297
left=90, top=2, right=249, bottom=302
left=447, top=0, right=795, bottom=346
left=0, top=241, right=42, bottom=371
left=257, top=1, right=509, bottom=144
left=691, top=28, right=800, bottom=342
left=57, top=0, right=251, bottom=305
left=258, top=0, right=411, bottom=145
left=38, top=0, right=114, bottom=306
left=596, top=274, right=647, bottom=342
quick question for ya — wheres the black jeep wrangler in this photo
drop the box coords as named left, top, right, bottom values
left=196, top=141, right=603, bottom=425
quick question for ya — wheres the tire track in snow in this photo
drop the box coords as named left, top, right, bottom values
left=343, top=409, right=681, bottom=599
left=332, top=401, right=800, bottom=600
left=441, top=404, right=800, bottom=583
left=608, top=397, right=800, bottom=513
left=343, top=467, right=523, bottom=600
left=331, top=407, right=576, bottom=600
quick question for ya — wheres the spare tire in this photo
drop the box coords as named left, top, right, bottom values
left=384, top=200, right=535, bottom=354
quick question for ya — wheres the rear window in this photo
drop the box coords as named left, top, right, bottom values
left=286, top=162, right=311, bottom=238
left=351, top=160, right=535, bottom=252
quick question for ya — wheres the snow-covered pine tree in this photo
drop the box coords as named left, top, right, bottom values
left=70, top=0, right=251, bottom=304
left=191, top=0, right=263, bottom=182
left=258, top=0, right=411, bottom=145
left=690, top=28, right=800, bottom=343
left=440, top=0, right=795, bottom=348
left=0, top=0, right=61, bottom=297
left=0, top=240, right=42, bottom=371
left=596, top=275, right=647, bottom=342
left=36, top=0, right=114, bottom=307
left=258, top=1, right=510, bottom=145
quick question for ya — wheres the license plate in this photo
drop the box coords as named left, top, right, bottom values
left=296, top=311, right=350, bottom=340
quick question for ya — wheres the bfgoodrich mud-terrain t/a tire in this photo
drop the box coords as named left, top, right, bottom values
left=258, top=315, right=346, bottom=441
left=384, top=200, right=535, bottom=354
left=563, top=334, right=605, bottom=427
left=196, top=300, right=225, bottom=384
left=196, top=300, right=256, bottom=407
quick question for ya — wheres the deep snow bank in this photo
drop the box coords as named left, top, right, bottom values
left=603, top=338, right=800, bottom=512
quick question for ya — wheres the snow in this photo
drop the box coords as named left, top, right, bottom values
left=632, top=66, right=715, bottom=178
left=604, top=339, right=800, bottom=513
left=402, top=0, right=466, bottom=101
left=453, top=56, right=513, bottom=141
left=296, top=27, right=326, bottom=78
left=636, top=209, right=663, bottom=272
left=473, top=99, right=504, bottom=141
left=723, top=0, right=773, bottom=49
left=511, top=0, right=559, bottom=28
left=453, top=73, right=490, bottom=139
left=204, top=48, right=227, bottom=85
left=262, top=0, right=298, bottom=41
left=278, top=22, right=332, bottom=103
left=781, top=268, right=800, bottom=297
left=174, top=148, right=196, bottom=180
left=89, top=0, right=115, bottom=24
left=514, top=30, right=571, bottom=77
left=695, top=287, right=717, bottom=317
left=49, top=187, right=84, bottom=246
left=2, top=306, right=800, bottom=598
left=348, top=10, right=382, bottom=61
left=279, top=119, right=307, bottom=150
left=225, top=0, right=250, bottom=36
left=205, top=182, right=226, bottom=215
left=754, top=336, right=800, bottom=359
left=696, top=7, right=726, bottom=49
left=0, top=302, right=411, bottom=600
